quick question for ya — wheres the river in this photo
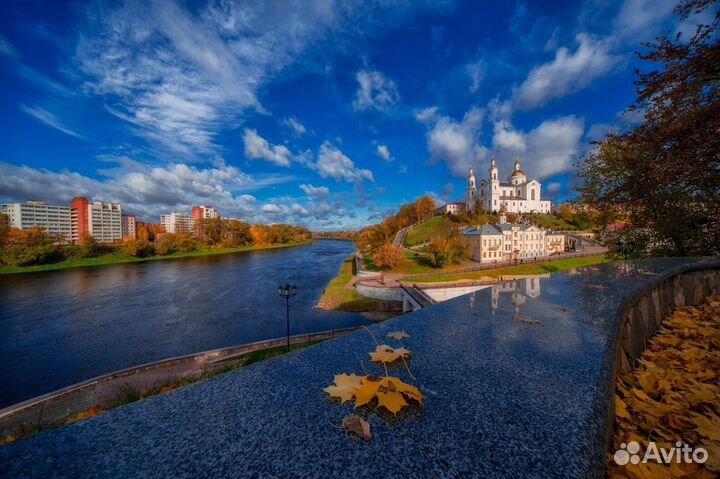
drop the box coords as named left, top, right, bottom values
left=0, top=239, right=371, bottom=408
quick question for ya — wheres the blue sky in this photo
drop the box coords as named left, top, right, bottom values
left=0, top=0, right=705, bottom=229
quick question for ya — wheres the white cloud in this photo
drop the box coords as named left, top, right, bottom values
left=418, top=107, right=489, bottom=177
left=0, top=33, right=19, bottom=60
left=314, top=142, right=374, bottom=183
left=242, top=129, right=292, bottom=167
left=376, top=144, right=393, bottom=161
left=19, top=105, right=86, bottom=140
left=74, top=1, right=438, bottom=156
left=0, top=159, right=297, bottom=223
left=299, top=184, right=330, bottom=197
left=513, top=34, right=622, bottom=110
left=398, top=164, right=408, bottom=174
left=466, top=60, right=485, bottom=93
left=492, top=116, right=585, bottom=179
left=613, top=0, right=676, bottom=41
left=261, top=204, right=283, bottom=214
left=414, top=106, right=439, bottom=123
left=284, top=117, right=306, bottom=136
left=352, top=70, right=400, bottom=113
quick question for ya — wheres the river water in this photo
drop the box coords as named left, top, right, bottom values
left=0, top=239, right=371, bottom=408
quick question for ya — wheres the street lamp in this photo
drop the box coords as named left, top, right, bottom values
left=278, top=284, right=297, bottom=352
left=615, top=241, right=636, bottom=260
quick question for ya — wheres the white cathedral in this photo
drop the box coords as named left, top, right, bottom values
left=466, top=158, right=552, bottom=214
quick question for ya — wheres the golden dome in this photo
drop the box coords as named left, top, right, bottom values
left=510, top=169, right=526, bottom=177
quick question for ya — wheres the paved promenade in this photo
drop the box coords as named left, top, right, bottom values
left=1, top=258, right=716, bottom=478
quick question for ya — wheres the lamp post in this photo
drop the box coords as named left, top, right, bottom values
left=615, top=241, right=636, bottom=260
left=278, top=284, right=297, bottom=352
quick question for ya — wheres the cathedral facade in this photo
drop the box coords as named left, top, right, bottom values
left=466, top=158, right=551, bottom=214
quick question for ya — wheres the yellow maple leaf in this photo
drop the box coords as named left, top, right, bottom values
left=324, top=373, right=363, bottom=404
left=369, top=345, right=412, bottom=364
left=353, top=375, right=423, bottom=414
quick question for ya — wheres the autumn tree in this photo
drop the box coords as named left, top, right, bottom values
left=577, top=0, right=720, bottom=256
left=415, top=196, right=436, bottom=221
left=372, top=243, right=404, bottom=270
left=0, top=226, right=65, bottom=266
left=426, top=234, right=469, bottom=268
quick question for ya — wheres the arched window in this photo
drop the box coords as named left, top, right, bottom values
left=531, top=189, right=536, bottom=200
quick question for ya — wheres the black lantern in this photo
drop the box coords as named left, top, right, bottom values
left=278, top=284, right=297, bottom=352
left=615, top=241, right=635, bottom=260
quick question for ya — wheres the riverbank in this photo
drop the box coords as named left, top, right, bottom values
left=0, top=241, right=313, bottom=275
left=402, top=255, right=608, bottom=283
left=316, top=256, right=383, bottom=312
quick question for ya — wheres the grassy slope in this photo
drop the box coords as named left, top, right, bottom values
left=525, top=213, right=576, bottom=231
left=317, top=256, right=379, bottom=312
left=0, top=241, right=312, bottom=275
left=403, top=255, right=608, bottom=283
left=404, top=216, right=458, bottom=245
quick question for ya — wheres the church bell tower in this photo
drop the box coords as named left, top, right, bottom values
left=466, top=167, right=477, bottom=211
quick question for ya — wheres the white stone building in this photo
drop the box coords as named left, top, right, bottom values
left=466, top=158, right=551, bottom=214
left=462, top=216, right=562, bottom=264
left=0, top=201, right=73, bottom=242
left=434, top=202, right=465, bottom=216
left=87, top=200, right=122, bottom=243
left=160, top=212, right=195, bottom=234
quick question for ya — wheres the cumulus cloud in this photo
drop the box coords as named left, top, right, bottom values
left=376, top=144, right=393, bottom=161
left=513, top=34, right=622, bottom=110
left=0, top=159, right=299, bottom=223
left=492, top=116, right=585, bottom=179
left=19, top=105, right=86, bottom=140
left=352, top=70, right=400, bottom=113
left=242, top=129, right=293, bottom=167
left=299, top=183, right=330, bottom=197
left=417, top=107, right=489, bottom=177
left=314, top=142, right=374, bottom=183
left=413, top=106, right=439, bottom=123
left=283, top=117, right=306, bottom=136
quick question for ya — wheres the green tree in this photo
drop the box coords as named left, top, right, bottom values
left=577, top=0, right=720, bottom=256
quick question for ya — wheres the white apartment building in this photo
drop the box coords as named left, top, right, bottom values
left=0, top=201, right=73, bottom=241
left=462, top=217, right=563, bottom=264
left=87, top=201, right=122, bottom=243
left=160, top=212, right=195, bottom=234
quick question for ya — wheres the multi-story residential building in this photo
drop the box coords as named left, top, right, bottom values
left=545, top=232, right=566, bottom=254
left=160, top=212, right=195, bottom=234
left=121, top=214, right=137, bottom=239
left=191, top=205, right=219, bottom=220
left=462, top=216, right=563, bottom=263
left=0, top=201, right=73, bottom=241
left=71, top=197, right=122, bottom=244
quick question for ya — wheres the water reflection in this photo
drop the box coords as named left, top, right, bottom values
left=0, top=240, right=370, bottom=407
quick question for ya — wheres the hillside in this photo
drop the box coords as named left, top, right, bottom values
left=404, top=216, right=459, bottom=245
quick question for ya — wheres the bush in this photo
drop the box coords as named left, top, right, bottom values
left=121, top=237, right=154, bottom=257
left=155, top=233, right=197, bottom=255
left=426, top=235, right=469, bottom=268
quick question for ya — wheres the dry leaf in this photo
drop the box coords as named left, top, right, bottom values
left=341, top=414, right=371, bottom=442
left=354, top=375, right=424, bottom=415
left=369, top=345, right=411, bottom=364
left=608, top=295, right=720, bottom=478
left=324, top=373, right=363, bottom=403
left=386, top=330, right=410, bottom=340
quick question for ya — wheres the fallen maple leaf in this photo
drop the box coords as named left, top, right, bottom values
left=386, top=330, right=410, bottom=340
left=354, top=375, right=423, bottom=415
left=324, top=373, right=363, bottom=404
left=341, top=414, right=371, bottom=442
left=369, top=345, right=411, bottom=364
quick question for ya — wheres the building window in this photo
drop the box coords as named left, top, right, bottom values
left=531, top=189, right=536, bottom=200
